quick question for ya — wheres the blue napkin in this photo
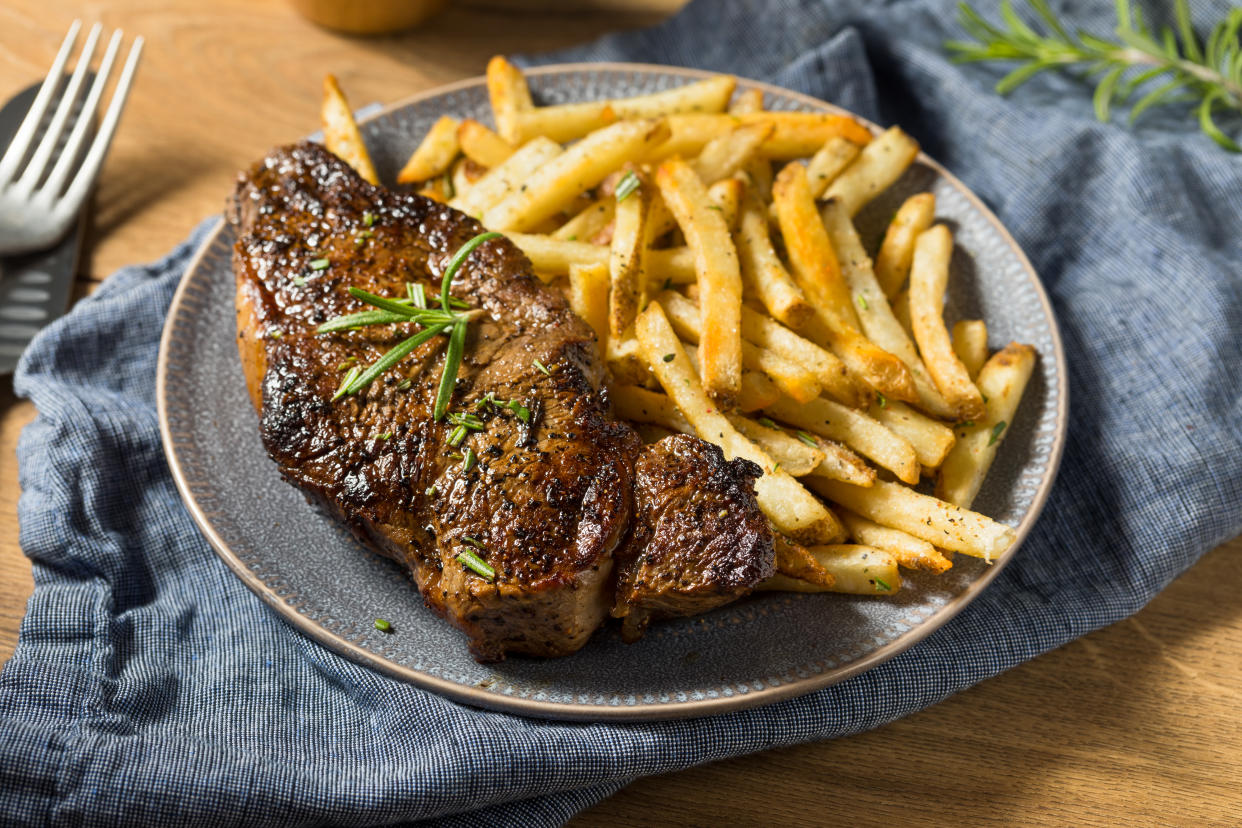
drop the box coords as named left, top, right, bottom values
left=4, top=1, right=1240, bottom=824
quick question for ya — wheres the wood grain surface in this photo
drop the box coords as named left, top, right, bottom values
left=1, top=1, right=1239, bottom=824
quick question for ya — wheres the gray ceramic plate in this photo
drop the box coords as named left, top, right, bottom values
left=157, top=64, right=1067, bottom=721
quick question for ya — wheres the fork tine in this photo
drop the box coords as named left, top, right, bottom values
left=55, top=36, right=143, bottom=221
left=13, top=23, right=103, bottom=198
left=40, top=30, right=123, bottom=203
left=0, top=20, right=81, bottom=187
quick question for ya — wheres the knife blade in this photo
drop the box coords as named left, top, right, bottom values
left=0, top=80, right=87, bottom=375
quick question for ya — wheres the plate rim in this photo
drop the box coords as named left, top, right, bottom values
left=157, top=62, right=1069, bottom=721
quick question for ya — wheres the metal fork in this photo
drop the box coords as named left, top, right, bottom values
left=0, top=21, right=143, bottom=256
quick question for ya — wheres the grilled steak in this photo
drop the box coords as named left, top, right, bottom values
left=230, top=141, right=774, bottom=661
left=613, top=435, right=774, bottom=641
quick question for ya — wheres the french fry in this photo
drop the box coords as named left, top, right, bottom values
left=510, top=75, right=735, bottom=144
left=740, top=156, right=773, bottom=203
left=909, top=225, right=986, bottom=420
left=651, top=112, right=872, bottom=162
left=875, top=193, right=936, bottom=299
left=734, top=188, right=813, bottom=329
left=321, top=74, right=379, bottom=185
left=773, top=162, right=858, bottom=327
left=819, top=197, right=956, bottom=420
left=637, top=302, right=844, bottom=544
left=808, top=477, right=1016, bottom=561
left=486, top=55, right=534, bottom=143
left=759, top=545, right=900, bottom=595
left=693, top=123, right=773, bottom=185
left=609, top=173, right=651, bottom=341
left=507, top=233, right=696, bottom=284
left=485, top=119, right=671, bottom=232
left=683, top=344, right=780, bottom=412
left=937, top=343, right=1036, bottom=508
left=396, top=115, right=461, bottom=184
left=567, top=261, right=610, bottom=346
left=891, top=285, right=913, bottom=339
left=766, top=395, right=920, bottom=484
left=773, top=536, right=835, bottom=587
left=838, top=510, right=952, bottom=574
left=822, top=125, right=919, bottom=217
left=658, top=290, right=821, bottom=403
left=553, top=197, right=616, bottom=242
left=655, top=158, right=742, bottom=405
left=952, top=319, right=989, bottom=381
left=805, top=136, right=862, bottom=199
left=805, top=438, right=876, bottom=487
left=728, top=87, right=764, bottom=115
left=799, top=313, right=918, bottom=403
left=449, top=136, right=562, bottom=217
left=706, top=177, right=743, bottom=230
left=727, top=415, right=825, bottom=477
left=867, top=399, right=956, bottom=469
left=735, top=299, right=868, bottom=408
left=457, top=118, right=515, bottom=168
left=611, top=384, right=693, bottom=435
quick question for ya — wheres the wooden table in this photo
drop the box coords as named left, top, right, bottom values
left=1, top=2, right=1239, bottom=824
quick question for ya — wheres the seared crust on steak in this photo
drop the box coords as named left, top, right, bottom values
left=613, top=435, right=775, bottom=642
left=230, top=142, right=774, bottom=661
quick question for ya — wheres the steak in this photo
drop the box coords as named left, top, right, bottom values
left=613, top=435, right=774, bottom=641
left=230, top=141, right=774, bottom=661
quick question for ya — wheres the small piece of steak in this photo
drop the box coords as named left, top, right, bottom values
left=613, top=435, right=775, bottom=642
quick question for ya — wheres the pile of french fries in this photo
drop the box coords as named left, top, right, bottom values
left=321, top=61, right=1038, bottom=598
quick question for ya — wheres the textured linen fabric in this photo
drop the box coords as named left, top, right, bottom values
left=3, top=0, right=1241, bottom=824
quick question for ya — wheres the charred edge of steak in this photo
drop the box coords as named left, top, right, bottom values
left=613, top=434, right=776, bottom=642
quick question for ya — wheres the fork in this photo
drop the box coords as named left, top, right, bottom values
left=0, top=21, right=143, bottom=256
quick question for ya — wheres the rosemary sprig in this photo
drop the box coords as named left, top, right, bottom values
left=947, top=0, right=1242, bottom=151
left=317, top=231, right=502, bottom=415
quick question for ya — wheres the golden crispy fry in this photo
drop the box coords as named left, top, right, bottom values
left=396, top=115, right=460, bottom=184
left=891, top=285, right=913, bottom=339
left=809, top=477, right=1016, bottom=561
left=875, top=193, right=936, bottom=299
left=734, top=188, right=813, bottom=329
left=733, top=299, right=867, bottom=408
left=682, top=344, right=780, bottom=413
left=868, top=398, right=955, bottom=469
left=486, top=55, right=534, bottom=143
left=655, top=158, right=742, bottom=404
left=553, top=197, right=616, bottom=242
left=321, top=74, right=379, bottom=185
left=449, top=136, right=562, bottom=217
left=773, top=536, right=835, bottom=587
left=566, top=261, right=610, bottom=347
left=952, top=319, right=989, bottom=381
left=509, top=75, right=735, bottom=144
left=805, top=136, right=862, bottom=199
left=693, top=123, right=773, bottom=184
left=658, top=290, right=821, bottom=403
left=506, top=233, right=695, bottom=283
left=838, top=509, right=952, bottom=574
left=773, top=162, right=858, bottom=327
left=805, top=437, right=876, bottom=487
left=739, top=156, right=773, bottom=203
left=767, top=395, right=919, bottom=484
left=728, top=87, right=764, bottom=115
left=609, top=173, right=652, bottom=341
left=637, top=303, right=844, bottom=544
left=652, top=112, right=872, bottom=162
left=822, top=125, right=919, bottom=216
left=937, top=342, right=1036, bottom=508
left=610, top=384, right=693, bottom=434
left=727, top=415, right=826, bottom=477
left=457, top=118, right=515, bottom=168
left=797, top=314, right=917, bottom=403
left=759, top=545, right=900, bottom=595
left=485, top=119, right=671, bottom=232
left=819, top=197, right=956, bottom=419
left=909, top=225, right=986, bottom=420
left=448, top=158, right=485, bottom=203
left=706, top=177, right=743, bottom=230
